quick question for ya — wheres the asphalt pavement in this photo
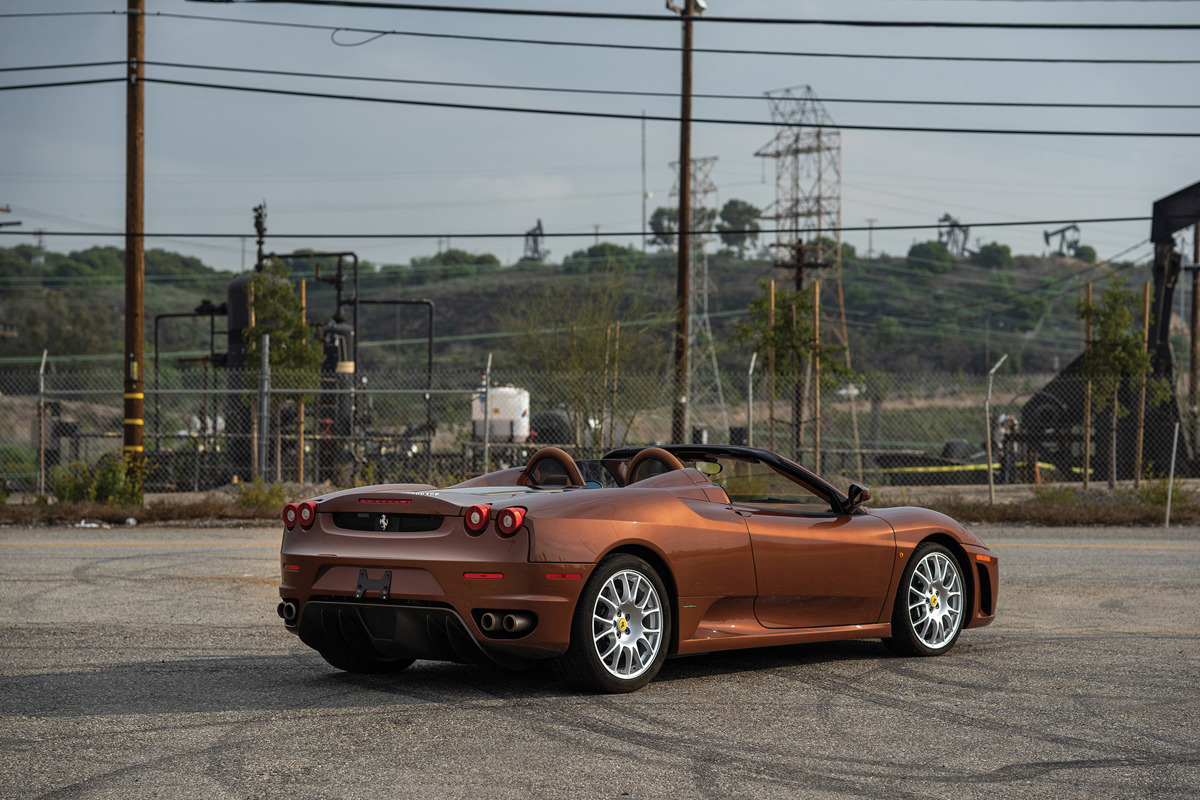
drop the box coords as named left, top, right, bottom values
left=1, top=522, right=1197, bottom=799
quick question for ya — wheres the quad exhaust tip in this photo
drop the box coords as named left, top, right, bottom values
left=502, top=613, right=533, bottom=635
left=478, top=611, right=533, bottom=635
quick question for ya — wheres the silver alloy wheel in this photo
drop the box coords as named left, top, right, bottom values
left=905, top=551, right=963, bottom=649
left=591, top=568, right=664, bottom=680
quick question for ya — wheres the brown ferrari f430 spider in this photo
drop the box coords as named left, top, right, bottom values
left=278, top=444, right=998, bottom=692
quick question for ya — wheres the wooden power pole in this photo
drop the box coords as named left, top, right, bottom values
left=670, top=0, right=697, bottom=444
left=124, top=0, right=146, bottom=481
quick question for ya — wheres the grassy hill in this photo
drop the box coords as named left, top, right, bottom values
left=0, top=242, right=1146, bottom=381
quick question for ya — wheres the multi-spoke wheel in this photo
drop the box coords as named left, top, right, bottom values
left=554, top=554, right=671, bottom=693
left=884, top=543, right=966, bottom=657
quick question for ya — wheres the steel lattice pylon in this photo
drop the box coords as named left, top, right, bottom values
left=755, top=86, right=842, bottom=283
left=670, top=156, right=729, bottom=440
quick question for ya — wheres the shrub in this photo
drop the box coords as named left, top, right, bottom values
left=238, top=477, right=287, bottom=511
left=50, top=454, right=143, bottom=506
left=51, top=461, right=96, bottom=503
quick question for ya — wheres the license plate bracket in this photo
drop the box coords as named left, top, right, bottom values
left=355, top=569, right=393, bottom=600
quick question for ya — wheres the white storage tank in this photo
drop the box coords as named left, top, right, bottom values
left=473, top=386, right=530, bottom=442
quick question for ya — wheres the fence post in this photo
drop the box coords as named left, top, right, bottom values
left=258, top=334, right=270, bottom=479
left=747, top=352, right=757, bottom=447
left=38, top=349, right=47, bottom=497
left=483, top=352, right=492, bottom=474
left=985, top=353, right=1008, bottom=505
left=1166, top=421, right=1180, bottom=528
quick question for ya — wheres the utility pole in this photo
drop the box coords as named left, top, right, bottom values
left=123, top=0, right=146, bottom=483
left=668, top=0, right=701, bottom=443
left=866, top=218, right=876, bottom=259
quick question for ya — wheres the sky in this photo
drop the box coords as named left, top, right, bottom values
left=2, top=0, right=1198, bottom=273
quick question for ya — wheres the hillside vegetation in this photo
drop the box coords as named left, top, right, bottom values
left=0, top=241, right=1142, bottom=381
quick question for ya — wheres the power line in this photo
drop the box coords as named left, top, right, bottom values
left=9, top=9, right=1199, bottom=64
left=0, top=61, right=125, bottom=73
left=0, top=215, right=1153, bottom=242
left=97, top=61, right=1194, bottom=110
left=145, top=12, right=1200, bottom=64
left=9, top=60, right=1200, bottom=109
left=131, top=77, right=1200, bottom=137
left=0, top=78, right=124, bottom=93
left=191, top=1, right=1200, bottom=29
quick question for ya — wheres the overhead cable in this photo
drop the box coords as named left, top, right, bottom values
left=134, top=77, right=1200, bottom=137
left=9, top=60, right=1200, bottom=110
left=109, top=12, right=1200, bottom=65
left=0, top=78, right=125, bottom=93
left=0, top=216, right=1153, bottom=241
left=189, top=1, right=1200, bottom=29
left=127, top=61, right=1200, bottom=110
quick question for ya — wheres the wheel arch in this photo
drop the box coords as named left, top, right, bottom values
left=915, top=532, right=976, bottom=625
left=602, top=543, right=680, bottom=655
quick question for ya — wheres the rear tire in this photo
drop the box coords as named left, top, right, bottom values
left=553, top=554, right=670, bottom=693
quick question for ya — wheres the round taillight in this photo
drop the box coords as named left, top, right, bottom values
left=464, top=504, right=491, bottom=534
left=496, top=507, right=526, bottom=536
left=298, top=501, right=317, bottom=528
left=282, top=504, right=298, bottom=528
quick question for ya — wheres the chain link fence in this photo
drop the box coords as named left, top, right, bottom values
left=2, top=362, right=1194, bottom=497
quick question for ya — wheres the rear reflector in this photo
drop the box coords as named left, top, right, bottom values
left=546, top=573, right=583, bottom=580
left=464, top=572, right=504, bottom=580
left=283, top=564, right=300, bottom=572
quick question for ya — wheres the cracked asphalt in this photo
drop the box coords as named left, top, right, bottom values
left=1, top=523, right=1197, bottom=799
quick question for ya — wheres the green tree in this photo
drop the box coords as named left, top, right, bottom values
left=1075, top=245, right=1097, bottom=264
left=906, top=241, right=956, bottom=274
left=562, top=242, right=646, bottom=274
left=716, top=199, right=761, bottom=258
left=497, top=268, right=669, bottom=447
left=1076, top=275, right=1160, bottom=489
left=244, top=258, right=323, bottom=372
left=734, top=280, right=852, bottom=457
left=410, top=248, right=501, bottom=280
left=970, top=242, right=1013, bottom=270
left=649, top=206, right=677, bottom=249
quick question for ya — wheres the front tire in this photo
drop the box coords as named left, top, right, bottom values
left=554, top=554, right=671, bottom=693
left=884, top=543, right=965, bottom=657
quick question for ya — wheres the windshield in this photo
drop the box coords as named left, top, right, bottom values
left=675, top=453, right=834, bottom=513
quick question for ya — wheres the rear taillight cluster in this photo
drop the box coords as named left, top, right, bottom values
left=282, top=501, right=317, bottom=530
left=464, top=504, right=526, bottom=537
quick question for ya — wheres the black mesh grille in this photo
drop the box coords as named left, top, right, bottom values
left=331, top=512, right=445, bottom=533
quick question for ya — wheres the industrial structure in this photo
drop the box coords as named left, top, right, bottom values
left=669, top=156, right=728, bottom=441
left=1021, top=180, right=1200, bottom=482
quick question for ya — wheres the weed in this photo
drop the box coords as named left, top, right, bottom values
left=238, top=477, right=287, bottom=511
left=1127, top=476, right=1188, bottom=508
left=51, top=454, right=144, bottom=506
left=51, top=461, right=97, bottom=503
left=1030, top=484, right=1078, bottom=504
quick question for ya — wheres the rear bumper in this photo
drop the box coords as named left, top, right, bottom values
left=280, top=522, right=593, bottom=660
left=297, top=601, right=499, bottom=665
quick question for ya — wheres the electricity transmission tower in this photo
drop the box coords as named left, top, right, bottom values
left=670, top=156, right=729, bottom=440
left=754, top=86, right=846, bottom=463
left=755, top=86, right=842, bottom=288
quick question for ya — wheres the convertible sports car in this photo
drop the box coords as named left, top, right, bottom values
left=277, top=444, right=998, bottom=693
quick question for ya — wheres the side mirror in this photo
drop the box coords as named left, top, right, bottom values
left=846, top=483, right=872, bottom=512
